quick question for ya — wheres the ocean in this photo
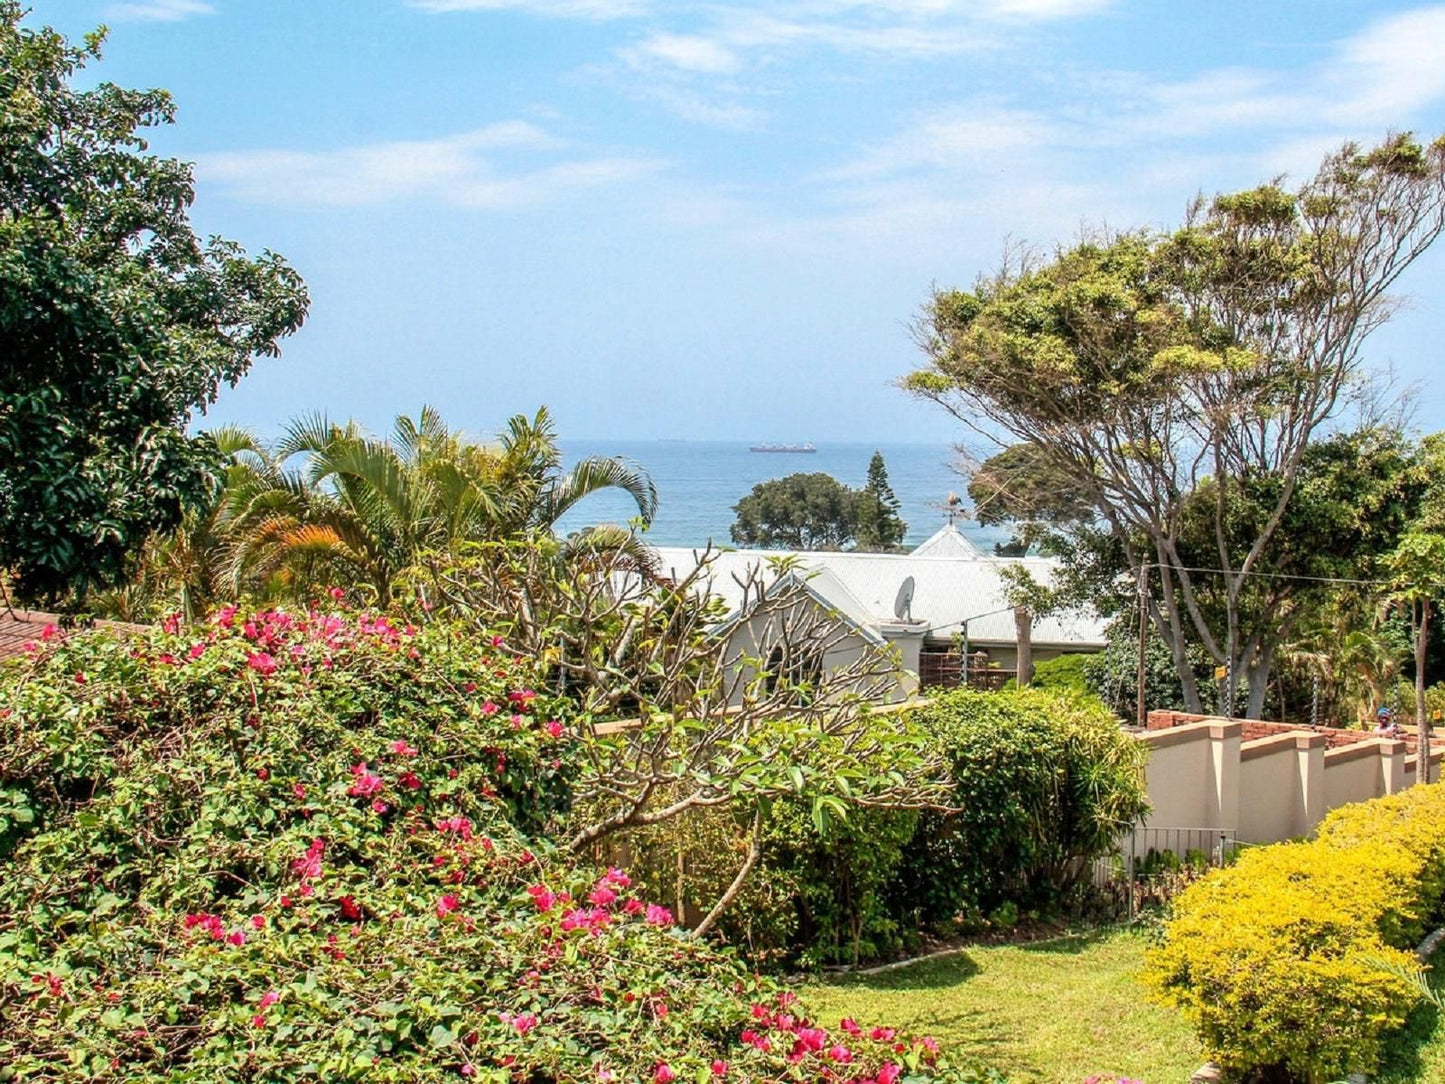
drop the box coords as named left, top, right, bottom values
left=552, top=440, right=1013, bottom=552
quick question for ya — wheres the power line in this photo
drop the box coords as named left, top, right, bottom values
left=1139, top=562, right=1394, bottom=588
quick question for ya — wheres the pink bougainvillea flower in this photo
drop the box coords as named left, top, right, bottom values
left=398, top=771, right=422, bottom=790
left=826, top=1043, right=853, bottom=1063
left=40, top=623, right=58, bottom=641
left=187, top=642, right=206, bottom=661
left=840, top=1018, right=860, bottom=1036
left=510, top=1012, right=538, bottom=1035
left=250, top=915, right=266, bottom=930
left=252, top=1014, right=267, bottom=1028
left=436, top=815, right=473, bottom=840
left=920, top=1036, right=940, bottom=1055
left=603, top=867, right=631, bottom=888
left=371, top=799, right=389, bottom=814
left=246, top=652, right=277, bottom=676
left=711, top=1061, right=728, bottom=1078
left=74, top=672, right=87, bottom=685
left=227, top=931, right=247, bottom=947
left=870, top=1027, right=895, bottom=1042
left=436, top=894, right=460, bottom=918
left=479, top=700, right=499, bottom=716
left=653, top=1064, right=675, bottom=1084
left=293, top=838, right=325, bottom=881
left=588, top=885, right=617, bottom=907
left=347, top=763, right=384, bottom=797
left=163, top=613, right=181, bottom=635
left=259, top=990, right=281, bottom=1008
left=329, top=586, right=345, bottom=600
left=388, top=739, right=419, bottom=757
left=338, top=896, right=363, bottom=922
left=877, top=1063, right=901, bottom=1084
left=797, top=1028, right=827, bottom=1053
left=645, top=904, right=673, bottom=927
left=526, top=884, right=558, bottom=912
left=293, top=783, right=307, bottom=801
left=622, top=898, right=643, bottom=915
left=215, top=604, right=238, bottom=628
left=545, top=720, right=565, bottom=739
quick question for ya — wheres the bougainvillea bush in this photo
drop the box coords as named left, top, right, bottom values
left=0, top=606, right=986, bottom=1083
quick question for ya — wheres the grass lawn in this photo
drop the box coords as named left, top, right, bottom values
left=800, top=925, right=1200, bottom=1084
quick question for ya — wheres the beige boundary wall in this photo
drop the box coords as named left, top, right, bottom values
left=1137, top=717, right=1441, bottom=844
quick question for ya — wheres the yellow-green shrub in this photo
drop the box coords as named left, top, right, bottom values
left=1146, top=784, right=1445, bottom=1082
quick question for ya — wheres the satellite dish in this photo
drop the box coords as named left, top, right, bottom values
left=894, top=576, right=916, bottom=622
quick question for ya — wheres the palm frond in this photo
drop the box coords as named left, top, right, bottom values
left=538, top=456, right=658, bottom=528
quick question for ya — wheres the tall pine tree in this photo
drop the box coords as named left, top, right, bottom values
left=854, top=452, right=907, bottom=551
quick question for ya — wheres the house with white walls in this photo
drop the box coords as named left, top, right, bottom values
left=652, top=524, right=1108, bottom=702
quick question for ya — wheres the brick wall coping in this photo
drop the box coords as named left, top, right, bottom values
left=1324, top=739, right=1404, bottom=764
left=1240, top=730, right=1326, bottom=761
left=1137, top=719, right=1240, bottom=749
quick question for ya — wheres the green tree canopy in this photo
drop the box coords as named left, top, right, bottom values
left=908, top=132, right=1445, bottom=716
left=853, top=451, right=907, bottom=551
left=0, top=6, right=309, bottom=604
left=731, top=472, right=858, bottom=550
left=967, top=443, right=1094, bottom=555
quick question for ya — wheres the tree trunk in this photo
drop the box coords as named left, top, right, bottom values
left=1418, top=600, right=1432, bottom=785
left=1014, top=607, right=1033, bottom=688
left=1244, top=643, right=1275, bottom=721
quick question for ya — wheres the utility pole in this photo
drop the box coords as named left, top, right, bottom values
left=1136, top=565, right=1148, bottom=729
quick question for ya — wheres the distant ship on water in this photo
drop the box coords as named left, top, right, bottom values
left=749, top=441, right=817, bottom=453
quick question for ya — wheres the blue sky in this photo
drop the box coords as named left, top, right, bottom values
left=37, top=0, right=1445, bottom=443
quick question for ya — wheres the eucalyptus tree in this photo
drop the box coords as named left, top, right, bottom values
left=908, top=132, right=1445, bottom=717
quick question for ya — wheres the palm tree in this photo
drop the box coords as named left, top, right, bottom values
left=227, top=406, right=657, bottom=606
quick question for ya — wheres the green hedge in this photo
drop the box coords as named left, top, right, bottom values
left=1146, top=784, right=1445, bottom=1082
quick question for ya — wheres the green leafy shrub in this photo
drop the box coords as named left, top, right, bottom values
left=606, top=796, right=920, bottom=970
left=1021, top=653, right=1095, bottom=696
left=0, top=607, right=984, bottom=1083
left=1146, top=784, right=1445, bottom=1082
left=896, top=688, right=1150, bottom=927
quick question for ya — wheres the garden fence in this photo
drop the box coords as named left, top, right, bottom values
left=1091, top=825, right=1243, bottom=917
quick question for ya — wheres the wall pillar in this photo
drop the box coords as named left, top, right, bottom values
left=1380, top=738, right=1407, bottom=795
left=1208, top=722, right=1241, bottom=836
left=1294, top=732, right=1327, bottom=835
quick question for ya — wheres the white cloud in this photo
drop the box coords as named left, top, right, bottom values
left=408, top=0, right=646, bottom=17
left=727, top=5, right=1445, bottom=264
left=1327, top=5, right=1445, bottom=124
left=196, top=121, right=662, bottom=208
left=823, top=106, right=1062, bottom=181
left=105, top=0, right=214, bottom=22
left=978, top=0, right=1115, bottom=19
left=623, top=33, right=743, bottom=74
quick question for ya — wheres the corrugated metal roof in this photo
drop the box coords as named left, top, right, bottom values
left=909, top=523, right=985, bottom=560
left=651, top=546, right=1107, bottom=648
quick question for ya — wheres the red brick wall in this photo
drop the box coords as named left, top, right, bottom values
left=1144, top=709, right=1418, bottom=752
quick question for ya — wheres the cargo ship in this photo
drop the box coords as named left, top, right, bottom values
left=749, top=442, right=817, bottom=453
